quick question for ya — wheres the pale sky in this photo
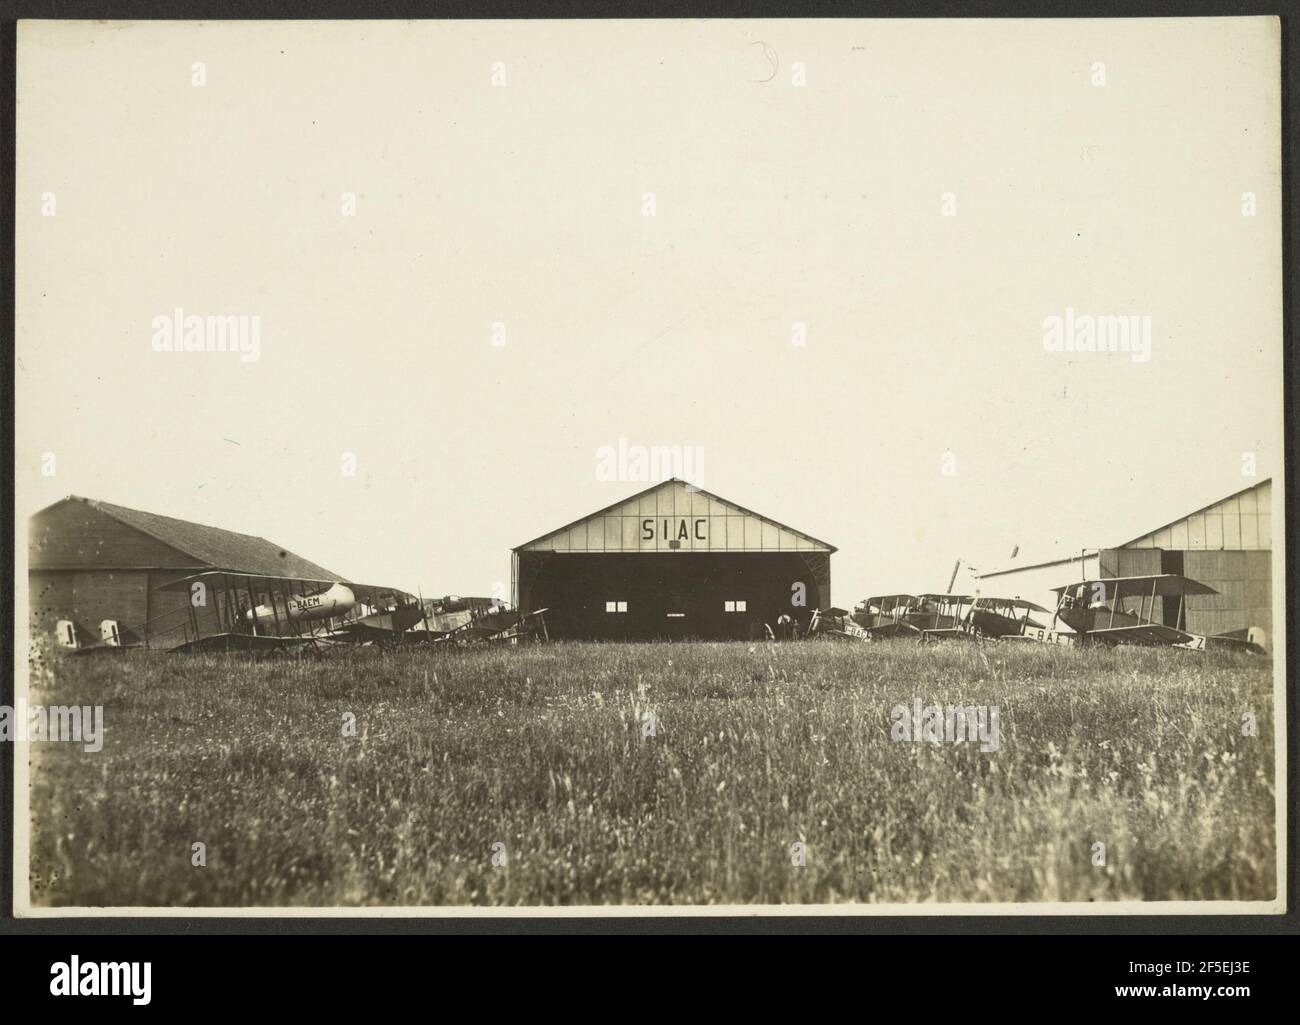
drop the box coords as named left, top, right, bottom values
left=16, top=18, right=1283, bottom=604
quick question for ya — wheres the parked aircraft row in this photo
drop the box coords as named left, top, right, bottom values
left=848, top=574, right=1265, bottom=653
left=50, top=571, right=1262, bottom=656
left=55, top=571, right=548, bottom=656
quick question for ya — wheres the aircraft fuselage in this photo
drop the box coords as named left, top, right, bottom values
left=245, top=582, right=357, bottom=625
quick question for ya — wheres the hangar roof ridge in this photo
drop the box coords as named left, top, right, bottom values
left=513, top=478, right=838, bottom=553
left=34, top=494, right=340, bottom=580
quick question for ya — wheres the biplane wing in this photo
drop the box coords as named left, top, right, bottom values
left=861, top=595, right=918, bottom=606
left=863, top=621, right=923, bottom=637
left=975, top=597, right=1050, bottom=614
left=321, top=605, right=427, bottom=643
left=167, top=633, right=317, bottom=655
left=1084, top=622, right=1196, bottom=646
left=457, top=612, right=522, bottom=641
left=157, top=570, right=417, bottom=607
left=857, top=596, right=918, bottom=616
left=1051, top=574, right=1218, bottom=599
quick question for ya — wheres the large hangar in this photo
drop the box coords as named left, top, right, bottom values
left=976, top=478, right=1274, bottom=649
left=512, top=479, right=836, bottom=639
left=28, top=495, right=340, bottom=651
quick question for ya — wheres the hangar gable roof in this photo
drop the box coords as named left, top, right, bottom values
left=977, top=477, right=1272, bottom=578
left=514, top=479, right=837, bottom=555
left=33, top=496, right=340, bottom=579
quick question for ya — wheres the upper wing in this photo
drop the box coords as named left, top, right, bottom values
left=156, top=570, right=415, bottom=606
left=155, top=570, right=336, bottom=592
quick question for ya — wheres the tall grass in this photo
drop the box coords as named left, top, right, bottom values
left=25, top=640, right=1275, bottom=906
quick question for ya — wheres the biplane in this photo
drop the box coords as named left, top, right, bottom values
left=852, top=595, right=923, bottom=638
left=464, top=606, right=550, bottom=644
left=905, top=594, right=976, bottom=640
left=806, top=607, right=869, bottom=641
left=408, top=595, right=502, bottom=639
left=321, top=602, right=428, bottom=644
left=153, top=571, right=422, bottom=653
left=1049, top=574, right=1216, bottom=647
left=966, top=596, right=1051, bottom=639
left=409, top=600, right=550, bottom=645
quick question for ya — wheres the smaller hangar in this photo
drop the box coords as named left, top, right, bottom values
left=976, top=478, right=1274, bottom=649
left=512, top=479, right=836, bottom=640
left=28, top=496, right=340, bottom=651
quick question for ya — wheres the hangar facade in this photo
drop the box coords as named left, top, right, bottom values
left=512, top=479, right=835, bottom=640
left=28, top=496, right=340, bottom=651
left=975, top=478, right=1274, bottom=649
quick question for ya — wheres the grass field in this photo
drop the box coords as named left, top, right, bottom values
left=24, top=640, right=1277, bottom=907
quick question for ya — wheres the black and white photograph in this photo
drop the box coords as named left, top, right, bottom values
left=8, top=14, right=1287, bottom=920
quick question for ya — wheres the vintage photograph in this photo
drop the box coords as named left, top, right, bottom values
left=11, top=17, right=1285, bottom=913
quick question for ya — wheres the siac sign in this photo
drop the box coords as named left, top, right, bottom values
left=643, top=517, right=708, bottom=542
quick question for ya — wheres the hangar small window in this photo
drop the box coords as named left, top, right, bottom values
left=605, top=601, right=628, bottom=613
left=724, top=600, right=747, bottom=613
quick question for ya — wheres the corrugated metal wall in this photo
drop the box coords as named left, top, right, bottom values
left=1124, top=479, right=1272, bottom=551
left=1181, top=550, right=1271, bottom=646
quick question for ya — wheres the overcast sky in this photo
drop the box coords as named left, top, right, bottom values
left=16, top=18, right=1282, bottom=604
